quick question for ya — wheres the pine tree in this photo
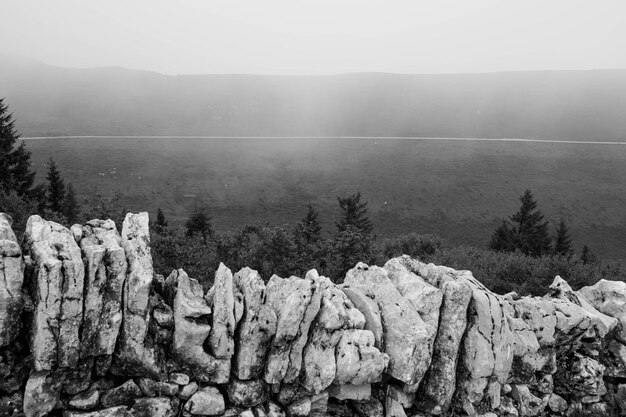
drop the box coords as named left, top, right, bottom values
left=185, top=203, right=213, bottom=244
left=63, top=183, right=80, bottom=224
left=294, top=203, right=322, bottom=244
left=489, top=220, right=517, bottom=252
left=336, top=192, right=373, bottom=235
left=155, top=208, right=168, bottom=235
left=553, top=219, right=573, bottom=257
left=580, top=245, right=598, bottom=264
left=46, top=158, right=66, bottom=213
left=511, top=190, right=551, bottom=257
left=490, top=190, right=551, bottom=257
left=0, top=98, right=38, bottom=197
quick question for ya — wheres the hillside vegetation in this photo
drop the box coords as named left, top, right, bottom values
left=25, top=136, right=626, bottom=260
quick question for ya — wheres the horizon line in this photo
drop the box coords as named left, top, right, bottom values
left=3, top=53, right=626, bottom=78
left=20, top=135, right=626, bottom=145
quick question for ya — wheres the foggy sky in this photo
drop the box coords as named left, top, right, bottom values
left=2, top=0, right=626, bottom=75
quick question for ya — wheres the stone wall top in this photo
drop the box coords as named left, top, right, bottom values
left=0, top=212, right=624, bottom=417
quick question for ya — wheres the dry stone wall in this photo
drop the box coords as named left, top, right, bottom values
left=1, top=212, right=626, bottom=417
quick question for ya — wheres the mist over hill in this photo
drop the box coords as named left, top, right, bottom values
left=1, top=54, right=625, bottom=140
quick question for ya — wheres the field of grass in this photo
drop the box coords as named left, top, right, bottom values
left=25, top=137, right=626, bottom=261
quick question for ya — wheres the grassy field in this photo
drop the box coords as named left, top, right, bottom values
left=25, top=137, right=626, bottom=261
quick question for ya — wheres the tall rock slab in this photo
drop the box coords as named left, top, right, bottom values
left=302, top=273, right=367, bottom=393
left=233, top=267, right=277, bottom=380
left=417, top=278, right=472, bottom=415
left=207, top=263, right=236, bottom=359
left=343, top=262, right=431, bottom=391
left=80, top=219, right=127, bottom=367
left=264, top=273, right=321, bottom=385
left=0, top=213, right=24, bottom=346
left=24, top=215, right=85, bottom=372
left=394, top=257, right=525, bottom=415
left=113, top=212, right=160, bottom=377
left=22, top=215, right=85, bottom=417
left=170, top=269, right=230, bottom=383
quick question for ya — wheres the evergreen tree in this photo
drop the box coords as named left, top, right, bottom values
left=336, top=192, right=373, bottom=235
left=489, top=190, right=551, bottom=257
left=63, top=183, right=80, bottom=224
left=155, top=208, right=168, bottom=234
left=294, top=203, right=322, bottom=244
left=46, top=158, right=66, bottom=213
left=0, top=98, right=38, bottom=197
left=580, top=245, right=598, bottom=265
left=489, top=220, right=517, bottom=252
left=553, top=219, right=573, bottom=257
left=185, top=203, right=213, bottom=243
left=330, top=225, right=374, bottom=283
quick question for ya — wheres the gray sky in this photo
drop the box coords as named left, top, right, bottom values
left=2, top=0, right=626, bottom=75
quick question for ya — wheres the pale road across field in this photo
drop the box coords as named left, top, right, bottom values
left=20, top=136, right=626, bottom=145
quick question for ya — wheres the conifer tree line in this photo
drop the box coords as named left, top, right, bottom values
left=0, top=98, right=81, bottom=232
left=489, top=189, right=594, bottom=263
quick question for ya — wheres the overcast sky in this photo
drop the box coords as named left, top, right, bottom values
left=2, top=0, right=626, bottom=75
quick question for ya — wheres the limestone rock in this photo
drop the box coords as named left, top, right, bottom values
left=302, top=274, right=365, bottom=393
left=23, top=370, right=61, bottom=417
left=25, top=215, right=85, bottom=371
left=548, top=393, right=567, bottom=413
left=352, top=398, right=384, bottom=417
left=343, top=262, right=430, bottom=390
left=387, top=384, right=415, bottom=411
left=130, top=397, right=175, bottom=417
left=100, top=379, right=142, bottom=408
left=70, top=224, right=83, bottom=243
left=512, top=297, right=557, bottom=348
left=453, top=274, right=522, bottom=413
left=341, top=286, right=383, bottom=349
left=329, top=384, right=371, bottom=401
left=179, top=381, right=199, bottom=400
left=171, top=269, right=230, bottom=384
left=385, top=392, right=407, bottom=417
left=603, top=339, right=626, bottom=378
left=0, top=213, right=24, bottom=347
left=184, top=386, right=225, bottom=416
left=232, top=267, right=277, bottom=380
left=549, top=276, right=617, bottom=338
left=226, top=378, right=268, bottom=407
left=580, top=279, right=626, bottom=343
left=555, top=354, right=606, bottom=399
left=416, top=278, right=472, bottom=415
left=334, top=329, right=388, bottom=385
left=170, top=372, right=190, bottom=385
left=61, top=357, right=93, bottom=395
left=137, top=378, right=179, bottom=397
left=79, top=219, right=126, bottom=361
left=284, top=270, right=322, bottom=383
left=207, top=263, right=236, bottom=359
left=267, top=401, right=287, bottom=417
left=401, top=259, right=523, bottom=413
left=68, top=387, right=100, bottom=410
left=510, top=384, right=544, bottom=416
left=384, top=256, right=443, bottom=345
left=114, top=212, right=160, bottom=376
left=264, top=273, right=320, bottom=384
left=308, top=391, right=329, bottom=416
left=63, top=406, right=132, bottom=417
left=288, top=398, right=311, bottom=417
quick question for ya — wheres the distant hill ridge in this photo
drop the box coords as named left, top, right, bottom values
left=1, top=54, right=625, bottom=140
